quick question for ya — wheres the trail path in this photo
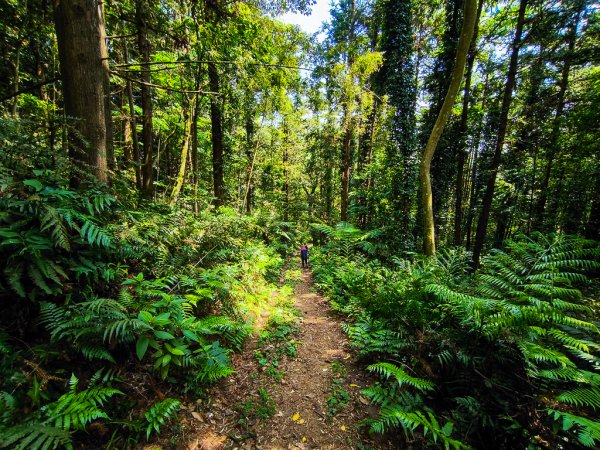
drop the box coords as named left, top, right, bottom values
left=182, top=265, right=394, bottom=450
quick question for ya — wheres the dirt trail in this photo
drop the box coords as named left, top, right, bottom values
left=183, top=266, right=393, bottom=450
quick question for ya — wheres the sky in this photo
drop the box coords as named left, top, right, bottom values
left=278, top=0, right=332, bottom=35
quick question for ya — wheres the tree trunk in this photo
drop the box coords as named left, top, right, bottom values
left=169, top=96, right=195, bottom=207
left=357, top=102, right=377, bottom=228
left=123, top=33, right=142, bottom=189
left=98, top=0, right=114, bottom=173
left=453, top=0, right=483, bottom=245
left=191, top=92, right=199, bottom=213
left=532, top=0, right=583, bottom=231
left=53, top=0, right=109, bottom=185
left=11, top=38, right=21, bottom=117
left=472, top=0, right=527, bottom=267
left=208, top=62, right=225, bottom=208
left=420, top=0, right=478, bottom=256
left=340, top=111, right=352, bottom=222
left=136, top=0, right=154, bottom=197
left=243, top=111, right=254, bottom=214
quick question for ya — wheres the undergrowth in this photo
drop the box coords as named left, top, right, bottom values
left=0, top=137, right=294, bottom=449
left=311, top=222, right=600, bottom=449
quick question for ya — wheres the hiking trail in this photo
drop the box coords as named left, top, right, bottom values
left=180, top=264, right=394, bottom=450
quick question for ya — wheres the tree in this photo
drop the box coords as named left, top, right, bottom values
left=472, top=0, right=528, bottom=267
left=378, top=0, right=418, bottom=247
left=53, top=0, right=109, bottom=184
left=136, top=0, right=154, bottom=197
left=419, top=0, right=478, bottom=255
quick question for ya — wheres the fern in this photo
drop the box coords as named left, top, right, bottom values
left=368, top=362, right=435, bottom=392
left=144, top=398, right=180, bottom=439
left=556, top=388, right=600, bottom=409
left=0, top=424, right=72, bottom=450
left=548, top=409, right=600, bottom=447
left=368, top=408, right=468, bottom=449
left=43, top=373, right=122, bottom=431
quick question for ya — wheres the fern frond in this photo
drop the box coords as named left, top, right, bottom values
left=144, top=398, right=180, bottom=440
left=557, top=388, right=600, bottom=409
left=367, top=362, right=435, bottom=392
left=44, top=374, right=122, bottom=431
left=0, top=424, right=72, bottom=450
left=549, top=409, right=600, bottom=447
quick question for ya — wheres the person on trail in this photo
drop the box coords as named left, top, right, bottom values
left=300, top=244, right=309, bottom=268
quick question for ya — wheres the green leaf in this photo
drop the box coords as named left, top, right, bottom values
left=23, top=179, right=43, bottom=192
left=154, top=330, right=175, bottom=340
left=136, top=336, right=151, bottom=360
left=182, top=329, right=200, bottom=342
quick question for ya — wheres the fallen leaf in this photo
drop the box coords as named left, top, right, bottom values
left=192, top=411, right=203, bottom=421
left=340, top=425, right=347, bottom=431
left=302, top=437, right=307, bottom=443
left=359, top=396, right=370, bottom=405
left=292, top=413, right=300, bottom=422
left=349, top=384, right=359, bottom=387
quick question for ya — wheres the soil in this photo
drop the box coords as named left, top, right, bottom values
left=180, top=265, right=397, bottom=450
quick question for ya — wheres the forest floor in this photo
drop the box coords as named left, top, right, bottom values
left=177, top=263, right=396, bottom=450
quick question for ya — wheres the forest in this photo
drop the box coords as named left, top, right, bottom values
left=0, top=0, right=599, bottom=448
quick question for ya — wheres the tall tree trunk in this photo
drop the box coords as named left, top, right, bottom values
left=532, top=0, right=583, bottom=230
left=169, top=96, right=195, bottom=207
left=585, top=168, right=600, bottom=240
left=420, top=0, right=478, bottom=256
left=191, top=92, right=199, bottom=213
left=136, top=0, right=154, bottom=197
left=98, top=0, right=114, bottom=173
left=123, top=34, right=142, bottom=189
left=340, top=110, right=352, bottom=222
left=453, top=0, right=483, bottom=245
left=208, top=62, right=225, bottom=208
left=11, top=38, right=21, bottom=117
left=357, top=102, right=377, bottom=228
left=243, top=111, right=254, bottom=215
left=472, top=0, right=527, bottom=267
left=53, top=0, right=109, bottom=185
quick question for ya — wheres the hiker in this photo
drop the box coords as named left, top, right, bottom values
left=300, top=244, right=309, bottom=268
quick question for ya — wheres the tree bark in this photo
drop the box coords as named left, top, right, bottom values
left=420, top=0, right=478, bottom=255
left=191, top=92, right=199, bottom=213
left=340, top=111, right=352, bottom=222
left=453, top=0, right=483, bottom=245
left=123, top=34, right=142, bottom=189
left=472, top=0, right=527, bottom=267
left=169, top=96, right=195, bottom=207
left=208, top=62, right=225, bottom=208
left=136, top=0, right=154, bottom=197
left=98, top=0, right=114, bottom=173
left=532, top=0, right=583, bottom=230
left=53, top=0, right=109, bottom=185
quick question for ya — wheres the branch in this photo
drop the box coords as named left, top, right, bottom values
left=110, top=70, right=219, bottom=95
left=0, top=77, right=61, bottom=102
left=111, top=59, right=313, bottom=72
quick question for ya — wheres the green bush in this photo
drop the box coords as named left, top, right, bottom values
left=312, top=228, right=600, bottom=449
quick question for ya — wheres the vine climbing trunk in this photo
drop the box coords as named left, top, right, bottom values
left=169, top=96, right=195, bottom=207
left=420, top=0, right=478, bottom=256
left=472, top=0, right=527, bottom=267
